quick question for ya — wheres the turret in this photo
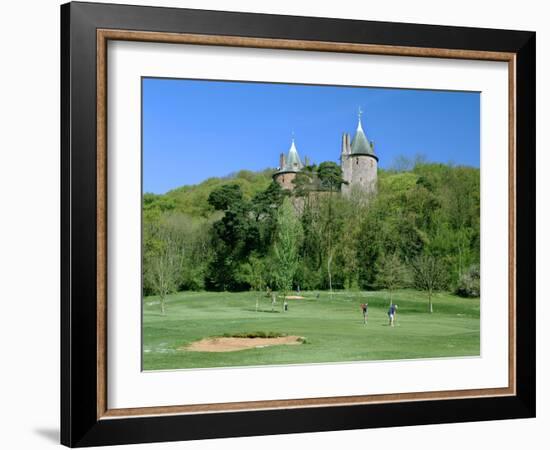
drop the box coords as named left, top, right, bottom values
left=273, top=138, right=304, bottom=191
left=341, top=133, right=352, bottom=196
left=279, top=152, right=286, bottom=170
left=343, top=108, right=378, bottom=197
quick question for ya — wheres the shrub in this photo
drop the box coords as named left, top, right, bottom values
left=221, top=331, right=287, bottom=339
left=455, top=264, right=480, bottom=298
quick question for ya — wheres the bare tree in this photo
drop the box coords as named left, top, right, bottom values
left=376, top=252, right=409, bottom=306
left=411, top=254, right=447, bottom=313
left=144, top=219, right=183, bottom=315
left=317, top=162, right=345, bottom=297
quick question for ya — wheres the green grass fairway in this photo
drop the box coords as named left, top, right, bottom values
left=142, top=290, right=480, bottom=370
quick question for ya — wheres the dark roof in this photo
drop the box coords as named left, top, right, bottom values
left=351, top=119, right=375, bottom=156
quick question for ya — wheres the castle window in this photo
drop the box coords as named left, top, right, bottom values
left=282, top=176, right=285, bottom=182
left=356, top=158, right=359, bottom=165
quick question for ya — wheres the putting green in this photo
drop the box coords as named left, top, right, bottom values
left=142, top=289, right=480, bottom=371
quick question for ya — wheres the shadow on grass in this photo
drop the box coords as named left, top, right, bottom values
left=244, top=308, right=282, bottom=313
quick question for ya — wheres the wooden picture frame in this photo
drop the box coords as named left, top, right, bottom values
left=61, top=1, right=535, bottom=447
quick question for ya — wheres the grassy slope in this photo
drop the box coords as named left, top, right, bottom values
left=142, top=289, right=480, bottom=370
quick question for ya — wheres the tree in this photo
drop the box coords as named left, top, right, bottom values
left=207, top=184, right=243, bottom=211
left=273, top=197, right=303, bottom=307
left=143, top=193, right=176, bottom=213
left=317, top=161, right=345, bottom=192
left=317, top=161, right=345, bottom=295
left=206, top=181, right=287, bottom=291
left=376, top=252, right=409, bottom=305
left=332, top=196, right=362, bottom=289
left=356, top=212, right=382, bottom=290
left=143, top=217, right=184, bottom=314
left=291, top=170, right=313, bottom=198
left=411, top=254, right=447, bottom=313
left=205, top=199, right=254, bottom=291
left=250, top=181, right=286, bottom=253
left=238, top=254, right=266, bottom=311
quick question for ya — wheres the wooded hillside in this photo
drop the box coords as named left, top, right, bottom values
left=143, top=162, right=480, bottom=302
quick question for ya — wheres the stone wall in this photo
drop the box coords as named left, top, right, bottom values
left=341, top=154, right=377, bottom=196
left=273, top=172, right=298, bottom=191
left=350, top=155, right=377, bottom=195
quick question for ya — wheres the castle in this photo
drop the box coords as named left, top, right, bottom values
left=273, top=111, right=378, bottom=197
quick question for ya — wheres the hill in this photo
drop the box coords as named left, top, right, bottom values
left=145, top=168, right=275, bottom=218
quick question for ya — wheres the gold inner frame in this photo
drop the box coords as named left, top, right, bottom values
left=96, top=29, right=517, bottom=420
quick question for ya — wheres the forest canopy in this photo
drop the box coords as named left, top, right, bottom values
left=143, top=162, right=480, bottom=298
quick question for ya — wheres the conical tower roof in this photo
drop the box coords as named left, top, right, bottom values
left=351, top=112, right=375, bottom=156
left=283, top=138, right=304, bottom=172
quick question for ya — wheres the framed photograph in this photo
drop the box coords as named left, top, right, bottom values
left=61, top=1, right=535, bottom=447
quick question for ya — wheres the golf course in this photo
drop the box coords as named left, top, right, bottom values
left=142, top=289, right=480, bottom=371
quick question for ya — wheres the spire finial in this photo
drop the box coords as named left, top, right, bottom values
left=357, top=107, right=364, bottom=132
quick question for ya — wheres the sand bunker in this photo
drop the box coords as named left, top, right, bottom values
left=285, top=295, right=304, bottom=299
left=183, top=335, right=303, bottom=352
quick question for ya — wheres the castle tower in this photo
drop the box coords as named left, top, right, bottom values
left=343, top=109, right=378, bottom=197
left=273, top=138, right=304, bottom=191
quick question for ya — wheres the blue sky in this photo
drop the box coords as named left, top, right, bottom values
left=143, top=78, right=479, bottom=194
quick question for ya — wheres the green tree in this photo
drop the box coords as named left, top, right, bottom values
left=206, top=199, right=255, bottom=291
left=169, top=213, right=212, bottom=291
left=356, top=198, right=385, bottom=290
left=317, top=161, right=345, bottom=295
left=250, top=181, right=286, bottom=254
left=143, top=216, right=184, bottom=314
left=375, top=252, right=409, bottom=305
left=237, top=254, right=266, bottom=311
left=143, top=193, right=176, bottom=213
left=317, top=161, right=344, bottom=192
left=206, top=181, right=286, bottom=291
left=411, top=254, right=447, bottom=313
left=292, top=170, right=314, bottom=198
left=333, top=202, right=361, bottom=289
left=207, top=184, right=244, bottom=211
left=273, top=197, right=303, bottom=306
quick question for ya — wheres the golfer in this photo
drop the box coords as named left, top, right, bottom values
left=388, top=304, right=398, bottom=327
left=360, top=303, right=369, bottom=325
